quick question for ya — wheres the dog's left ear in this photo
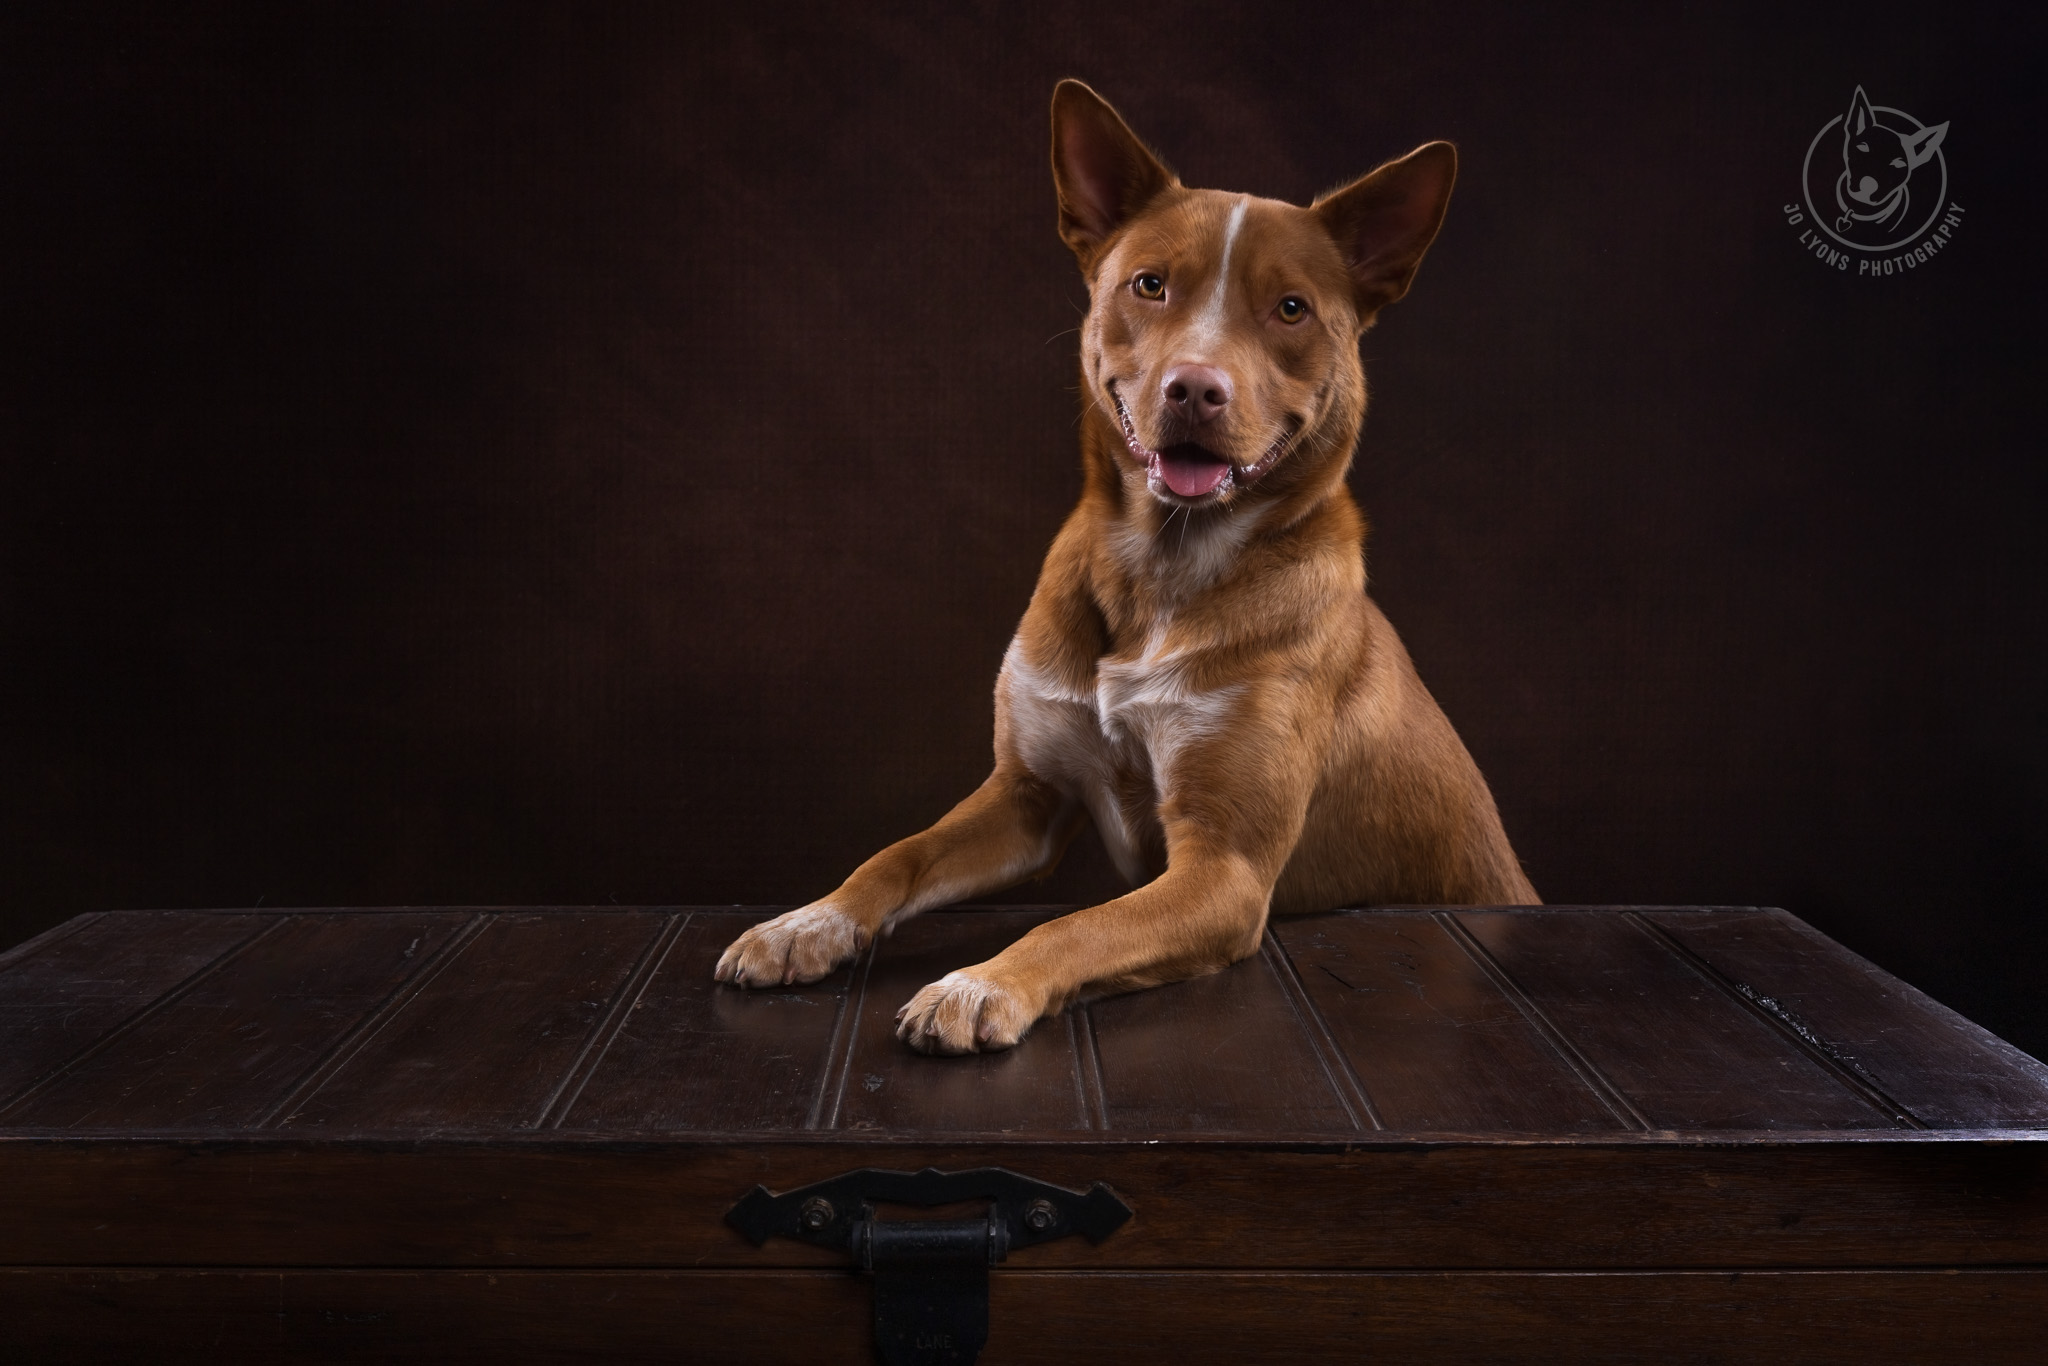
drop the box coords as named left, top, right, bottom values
left=1313, top=142, right=1458, bottom=327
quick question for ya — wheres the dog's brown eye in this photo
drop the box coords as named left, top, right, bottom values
left=1133, top=273, right=1165, bottom=300
left=1278, top=296, right=1309, bottom=323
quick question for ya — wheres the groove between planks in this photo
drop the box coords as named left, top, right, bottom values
left=0, top=916, right=288, bottom=1119
left=536, top=912, right=693, bottom=1130
left=807, top=942, right=875, bottom=1132
left=257, top=914, right=490, bottom=1129
left=1071, top=1004, right=1109, bottom=1132
left=1259, top=933, right=1381, bottom=1131
left=1624, top=911, right=1924, bottom=1130
left=1434, top=911, right=1652, bottom=1133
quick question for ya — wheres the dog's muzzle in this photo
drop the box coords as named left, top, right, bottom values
left=1110, top=388, right=1290, bottom=501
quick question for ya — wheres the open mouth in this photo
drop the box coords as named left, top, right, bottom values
left=1110, top=387, right=1293, bottom=502
left=1157, top=444, right=1232, bottom=498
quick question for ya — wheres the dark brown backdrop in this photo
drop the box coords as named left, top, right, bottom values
left=5, top=3, right=2045, bottom=1052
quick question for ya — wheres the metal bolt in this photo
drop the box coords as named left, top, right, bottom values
left=799, top=1197, right=835, bottom=1231
left=1024, top=1199, right=1057, bottom=1233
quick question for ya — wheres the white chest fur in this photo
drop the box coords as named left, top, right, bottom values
left=1001, top=634, right=1242, bottom=885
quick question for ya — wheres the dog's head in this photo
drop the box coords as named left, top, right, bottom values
left=1839, top=85, right=1945, bottom=211
left=1052, top=80, right=1455, bottom=511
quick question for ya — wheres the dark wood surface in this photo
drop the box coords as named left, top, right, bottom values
left=5, top=905, right=2044, bottom=1139
left=2, top=906, right=2044, bottom=1360
left=4, top=1138, right=2045, bottom=1269
left=5, top=1269, right=2044, bottom=1364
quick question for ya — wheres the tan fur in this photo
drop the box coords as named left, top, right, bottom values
left=716, top=81, right=1537, bottom=1053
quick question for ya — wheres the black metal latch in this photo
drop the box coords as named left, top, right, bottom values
left=727, top=1166, right=1133, bottom=1366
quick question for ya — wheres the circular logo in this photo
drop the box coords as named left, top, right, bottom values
left=1799, top=86, right=1949, bottom=253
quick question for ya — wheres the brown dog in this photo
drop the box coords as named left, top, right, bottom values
left=716, top=81, right=1537, bottom=1052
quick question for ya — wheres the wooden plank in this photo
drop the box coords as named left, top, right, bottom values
left=0, top=1138, right=2038, bottom=1270
left=275, top=912, right=667, bottom=1132
left=8, top=906, right=2040, bottom=1142
left=556, top=912, right=853, bottom=1132
left=1257, top=936, right=1381, bottom=1128
left=1644, top=909, right=2048, bottom=1128
left=1273, top=912, right=1626, bottom=1133
left=0, top=910, right=105, bottom=971
left=1016, top=1269, right=2047, bottom=1365
left=831, top=910, right=1091, bottom=1134
left=1456, top=910, right=1898, bottom=1130
left=532, top=913, right=692, bottom=1127
left=1086, top=942, right=1359, bottom=1134
left=2, top=1268, right=2042, bottom=1364
left=0, top=911, right=269, bottom=1106
left=6, top=913, right=472, bottom=1130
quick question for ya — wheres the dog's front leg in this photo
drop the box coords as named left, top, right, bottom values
left=714, top=767, right=1079, bottom=988
left=895, top=695, right=1325, bottom=1053
left=892, top=846, right=1277, bottom=1054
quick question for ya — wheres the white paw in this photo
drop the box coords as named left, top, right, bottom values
left=715, top=905, right=866, bottom=987
left=894, top=969, right=1037, bottom=1055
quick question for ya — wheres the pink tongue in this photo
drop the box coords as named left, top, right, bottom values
left=1159, top=450, right=1230, bottom=497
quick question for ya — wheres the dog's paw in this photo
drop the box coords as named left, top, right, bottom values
left=715, top=904, right=867, bottom=988
left=894, top=969, right=1037, bottom=1055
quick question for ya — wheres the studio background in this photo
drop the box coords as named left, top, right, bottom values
left=5, top=3, right=2044, bottom=1054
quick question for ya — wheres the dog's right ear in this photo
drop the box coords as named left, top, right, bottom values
left=1844, top=85, right=1877, bottom=140
left=1051, top=80, right=1176, bottom=270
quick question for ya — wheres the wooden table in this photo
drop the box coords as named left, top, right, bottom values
left=0, top=905, right=2043, bottom=1362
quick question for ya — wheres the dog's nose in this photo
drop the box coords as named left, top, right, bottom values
left=1161, top=365, right=1233, bottom=425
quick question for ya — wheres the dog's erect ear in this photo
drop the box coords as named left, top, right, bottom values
left=1312, top=141, right=1457, bottom=326
left=1904, top=120, right=1948, bottom=170
left=1051, top=80, right=1176, bottom=269
left=1845, top=85, right=1877, bottom=140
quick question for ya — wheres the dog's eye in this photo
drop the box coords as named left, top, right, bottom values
left=1132, top=273, right=1166, bottom=300
left=1889, top=157, right=1906, bottom=168
left=1277, top=296, right=1309, bottom=324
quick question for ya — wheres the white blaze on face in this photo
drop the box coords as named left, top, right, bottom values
left=1188, top=196, right=1250, bottom=352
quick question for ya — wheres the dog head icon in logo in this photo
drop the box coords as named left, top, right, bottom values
left=1802, top=87, right=1949, bottom=251
left=1836, top=86, right=1947, bottom=235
